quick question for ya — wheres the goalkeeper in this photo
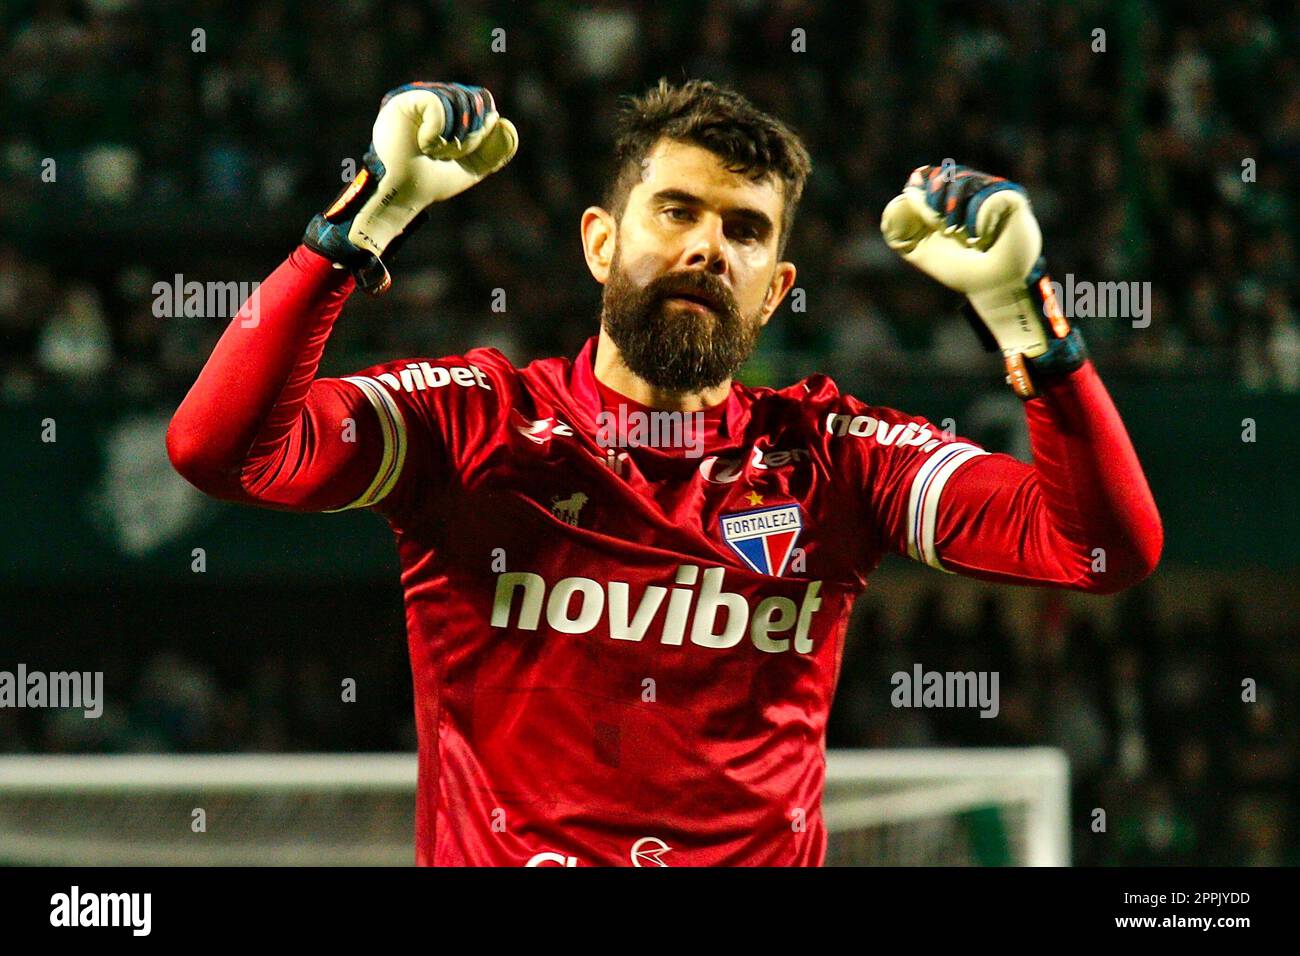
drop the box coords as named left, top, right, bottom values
left=167, top=78, right=1161, bottom=866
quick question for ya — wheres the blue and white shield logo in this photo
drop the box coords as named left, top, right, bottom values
left=719, top=504, right=803, bottom=577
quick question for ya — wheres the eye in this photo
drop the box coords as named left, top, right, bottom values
left=730, top=224, right=761, bottom=243
left=663, top=206, right=694, bottom=222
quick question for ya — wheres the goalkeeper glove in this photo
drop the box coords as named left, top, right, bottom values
left=304, top=81, right=518, bottom=295
left=881, top=163, right=1086, bottom=398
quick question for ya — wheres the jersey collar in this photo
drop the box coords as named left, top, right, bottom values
left=567, top=334, right=749, bottom=441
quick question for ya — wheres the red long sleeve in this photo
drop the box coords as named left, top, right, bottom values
left=933, top=361, right=1163, bottom=593
left=165, top=246, right=384, bottom=512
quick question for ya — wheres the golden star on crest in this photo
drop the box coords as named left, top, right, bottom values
left=744, top=490, right=764, bottom=506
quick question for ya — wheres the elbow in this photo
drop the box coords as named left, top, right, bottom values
left=165, top=414, right=206, bottom=487
left=166, top=412, right=231, bottom=494
left=1120, top=505, right=1166, bottom=589
left=1134, top=516, right=1165, bottom=582
left=1081, top=518, right=1164, bottom=595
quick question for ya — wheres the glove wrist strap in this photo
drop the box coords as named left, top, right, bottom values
left=303, top=151, right=401, bottom=296
left=967, top=265, right=1089, bottom=399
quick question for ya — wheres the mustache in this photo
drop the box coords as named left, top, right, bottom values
left=647, top=271, right=736, bottom=316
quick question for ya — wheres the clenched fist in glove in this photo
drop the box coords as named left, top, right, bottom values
left=305, top=82, right=519, bottom=295
left=881, top=163, right=1087, bottom=398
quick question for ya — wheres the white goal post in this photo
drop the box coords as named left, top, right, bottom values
left=823, top=748, right=1070, bottom=866
left=0, top=748, right=1069, bottom=866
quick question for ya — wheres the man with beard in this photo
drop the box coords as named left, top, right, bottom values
left=167, top=79, right=1162, bottom=866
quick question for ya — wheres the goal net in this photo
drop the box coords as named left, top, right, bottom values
left=0, top=748, right=1068, bottom=866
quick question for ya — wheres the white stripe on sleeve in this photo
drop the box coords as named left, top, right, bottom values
left=323, top=375, right=408, bottom=512
left=905, top=442, right=989, bottom=571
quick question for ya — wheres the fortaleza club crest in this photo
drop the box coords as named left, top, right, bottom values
left=719, top=503, right=803, bottom=577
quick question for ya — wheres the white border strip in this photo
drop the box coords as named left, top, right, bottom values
left=906, top=442, right=988, bottom=570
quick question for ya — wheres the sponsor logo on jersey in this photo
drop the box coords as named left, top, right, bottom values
left=699, top=446, right=810, bottom=483
left=525, top=851, right=579, bottom=867
left=373, top=361, right=492, bottom=394
left=490, top=563, right=823, bottom=654
left=630, top=836, right=672, bottom=867
left=719, top=504, right=803, bottom=577
left=824, top=413, right=942, bottom=452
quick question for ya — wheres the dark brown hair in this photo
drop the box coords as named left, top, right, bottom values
left=604, top=78, right=812, bottom=257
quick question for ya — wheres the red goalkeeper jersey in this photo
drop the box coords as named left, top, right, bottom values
left=167, top=247, right=1162, bottom=866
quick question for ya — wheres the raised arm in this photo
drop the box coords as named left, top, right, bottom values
left=166, top=81, right=517, bottom=513
left=871, top=162, right=1162, bottom=592
left=165, top=247, right=375, bottom=510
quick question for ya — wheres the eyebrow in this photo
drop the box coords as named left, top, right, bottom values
left=649, top=188, right=775, bottom=237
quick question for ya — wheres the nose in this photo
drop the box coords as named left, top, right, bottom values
left=681, top=214, right=728, bottom=277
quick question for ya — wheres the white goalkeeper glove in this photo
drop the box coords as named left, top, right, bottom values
left=881, top=163, right=1086, bottom=397
left=305, top=82, right=519, bottom=295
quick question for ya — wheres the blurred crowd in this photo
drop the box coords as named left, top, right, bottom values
left=2, top=0, right=1300, bottom=400
left=827, top=588, right=1299, bottom=866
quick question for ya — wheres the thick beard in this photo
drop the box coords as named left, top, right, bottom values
left=600, top=249, right=764, bottom=393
